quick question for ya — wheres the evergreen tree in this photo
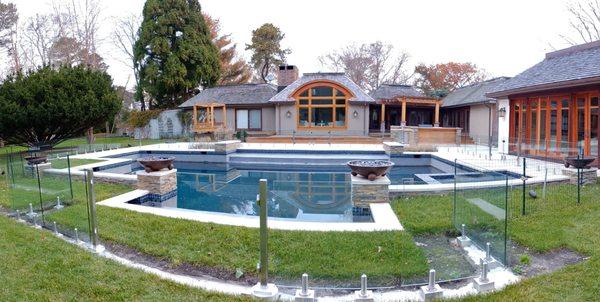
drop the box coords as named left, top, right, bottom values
left=134, top=0, right=220, bottom=109
left=246, top=23, right=290, bottom=83
left=0, top=65, right=121, bottom=147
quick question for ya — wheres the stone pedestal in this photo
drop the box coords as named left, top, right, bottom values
left=214, top=140, right=241, bottom=154
left=351, top=175, right=390, bottom=208
left=562, top=167, right=598, bottom=185
left=137, top=169, right=177, bottom=195
left=419, top=284, right=443, bottom=301
left=24, top=162, right=52, bottom=178
left=473, top=277, right=495, bottom=293
left=383, top=142, right=405, bottom=157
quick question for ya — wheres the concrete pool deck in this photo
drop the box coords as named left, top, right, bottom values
left=97, top=189, right=404, bottom=232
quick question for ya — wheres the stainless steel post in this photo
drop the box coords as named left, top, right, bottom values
left=301, top=273, right=309, bottom=296
left=258, top=179, right=268, bottom=286
left=85, top=169, right=99, bottom=247
left=428, top=269, right=436, bottom=291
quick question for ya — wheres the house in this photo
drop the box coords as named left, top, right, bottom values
left=488, top=40, right=600, bottom=163
left=441, top=77, right=510, bottom=144
left=180, top=65, right=451, bottom=142
left=179, top=83, right=278, bottom=134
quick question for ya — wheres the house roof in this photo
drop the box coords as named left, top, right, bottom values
left=369, top=84, right=426, bottom=100
left=442, top=77, right=510, bottom=108
left=179, top=83, right=277, bottom=108
left=488, top=40, right=600, bottom=98
left=268, top=73, right=375, bottom=104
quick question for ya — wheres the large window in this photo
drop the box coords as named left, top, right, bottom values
left=509, top=91, right=600, bottom=160
left=236, top=109, right=261, bottom=130
left=295, top=83, right=348, bottom=129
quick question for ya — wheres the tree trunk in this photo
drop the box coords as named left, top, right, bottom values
left=86, top=127, right=95, bottom=144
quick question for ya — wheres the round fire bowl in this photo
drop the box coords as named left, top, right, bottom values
left=137, top=156, right=175, bottom=172
left=347, top=160, right=395, bottom=181
left=25, top=156, right=48, bottom=165
left=564, top=156, right=596, bottom=169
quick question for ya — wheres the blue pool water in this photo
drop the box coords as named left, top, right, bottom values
left=174, top=169, right=360, bottom=222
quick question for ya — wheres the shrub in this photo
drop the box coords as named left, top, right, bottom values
left=128, top=110, right=162, bottom=128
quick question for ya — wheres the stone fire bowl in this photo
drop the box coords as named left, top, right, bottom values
left=137, top=156, right=175, bottom=172
left=564, top=156, right=596, bottom=169
left=347, top=160, right=395, bottom=181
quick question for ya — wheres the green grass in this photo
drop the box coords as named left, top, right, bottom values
left=49, top=205, right=428, bottom=284
left=49, top=158, right=104, bottom=169
left=393, top=182, right=600, bottom=301
left=0, top=215, right=251, bottom=301
left=3, top=172, right=132, bottom=211
left=55, top=136, right=165, bottom=148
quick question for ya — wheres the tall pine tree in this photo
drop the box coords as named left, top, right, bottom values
left=134, top=0, right=220, bottom=109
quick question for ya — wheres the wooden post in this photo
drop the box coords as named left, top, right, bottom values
left=401, top=97, right=407, bottom=126
left=222, top=104, right=227, bottom=130
left=192, top=105, right=197, bottom=132
left=380, top=103, right=386, bottom=132
left=434, top=102, right=440, bottom=127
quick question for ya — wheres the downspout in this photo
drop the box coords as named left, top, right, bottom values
left=485, top=100, right=496, bottom=157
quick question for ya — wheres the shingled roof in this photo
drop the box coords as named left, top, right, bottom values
left=369, top=84, right=426, bottom=100
left=268, top=73, right=375, bottom=104
left=488, top=41, right=600, bottom=98
left=179, top=84, right=277, bottom=108
left=442, top=77, right=510, bottom=108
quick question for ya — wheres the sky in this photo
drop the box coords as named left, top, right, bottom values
left=4, top=0, right=583, bottom=89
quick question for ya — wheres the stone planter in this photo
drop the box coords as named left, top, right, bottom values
left=137, top=156, right=175, bottom=172
left=347, top=160, right=394, bottom=181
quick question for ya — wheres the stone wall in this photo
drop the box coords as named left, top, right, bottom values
left=137, top=169, right=177, bottom=195
left=351, top=175, right=390, bottom=208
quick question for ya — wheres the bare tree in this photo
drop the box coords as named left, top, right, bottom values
left=112, top=13, right=144, bottom=110
left=320, top=41, right=412, bottom=92
left=50, top=0, right=105, bottom=69
left=0, top=1, right=20, bottom=72
left=21, top=14, right=55, bottom=66
left=563, top=0, right=600, bottom=45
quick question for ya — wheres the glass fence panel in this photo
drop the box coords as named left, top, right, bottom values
left=453, top=160, right=509, bottom=265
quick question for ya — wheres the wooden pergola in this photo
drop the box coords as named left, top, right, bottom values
left=378, top=96, right=442, bottom=128
left=192, top=103, right=227, bottom=133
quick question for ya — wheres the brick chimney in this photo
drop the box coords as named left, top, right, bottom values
left=277, top=64, right=299, bottom=91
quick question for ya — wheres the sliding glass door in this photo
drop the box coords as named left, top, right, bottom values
left=509, top=92, right=599, bottom=161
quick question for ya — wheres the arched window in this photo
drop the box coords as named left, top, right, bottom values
left=294, top=82, right=350, bottom=129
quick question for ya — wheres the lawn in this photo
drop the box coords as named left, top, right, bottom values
left=48, top=158, right=104, bottom=169
left=393, top=182, right=600, bottom=301
left=0, top=215, right=251, bottom=301
left=48, top=204, right=428, bottom=285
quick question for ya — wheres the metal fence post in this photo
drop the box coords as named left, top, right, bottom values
left=251, top=178, right=278, bottom=298
left=35, top=163, right=45, bottom=225
left=67, top=155, right=74, bottom=199
left=259, top=178, right=268, bottom=286
left=521, top=157, right=526, bottom=216
left=453, top=159, right=457, bottom=227
left=85, top=169, right=99, bottom=247
left=504, top=174, right=509, bottom=265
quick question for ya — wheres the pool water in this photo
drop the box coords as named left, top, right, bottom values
left=174, top=169, right=362, bottom=222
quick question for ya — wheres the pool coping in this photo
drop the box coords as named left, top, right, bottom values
left=97, top=189, right=404, bottom=232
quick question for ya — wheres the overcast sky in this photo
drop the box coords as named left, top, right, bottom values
left=5, top=0, right=583, bottom=89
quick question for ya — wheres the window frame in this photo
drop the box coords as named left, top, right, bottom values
left=235, top=108, right=262, bottom=131
left=293, top=81, right=351, bottom=130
